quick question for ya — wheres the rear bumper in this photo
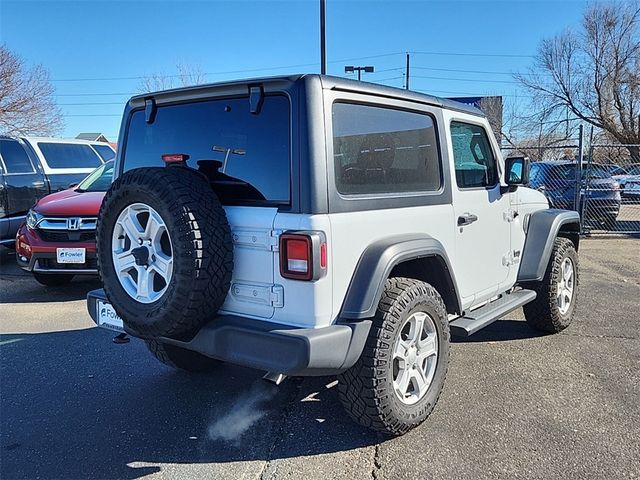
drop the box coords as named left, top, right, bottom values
left=86, top=289, right=371, bottom=376
left=15, top=224, right=98, bottom=274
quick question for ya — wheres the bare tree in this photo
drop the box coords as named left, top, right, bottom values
left=0, top=45, right=63, bottom=136
left=137, top=62, right=207, bottom=93
left=516, top=2, right=640, bottom=161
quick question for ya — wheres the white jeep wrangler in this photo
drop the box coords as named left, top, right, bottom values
left=88, top=75, right=580, bottom=436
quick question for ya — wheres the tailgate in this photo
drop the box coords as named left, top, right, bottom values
left=218, top=206, right=280, bottom=319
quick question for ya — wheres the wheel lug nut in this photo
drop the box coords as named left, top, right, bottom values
left=138, top=238, right=143, bottom=245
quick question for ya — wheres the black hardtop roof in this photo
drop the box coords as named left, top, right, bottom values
left=130, top=74, right=484, bottom=117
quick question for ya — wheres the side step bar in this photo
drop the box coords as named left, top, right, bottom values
left=450, top=289, right=537, bottom=337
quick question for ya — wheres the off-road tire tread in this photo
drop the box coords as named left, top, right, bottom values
left=523, top=237, right=578, bottom=333
left=337, top=277, right=449, bottom=436
left=97, top=167, right=233, bottom=338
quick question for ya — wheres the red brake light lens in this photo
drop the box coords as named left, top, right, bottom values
left=280, top=234, right=313, bottom=280
left=286, top=239, right=310, bottom=273
left=320, top=242, right=327, bottom=269
left=161, top=153, right=189, bottom=163
left=279, top=232, right=327, bottom=281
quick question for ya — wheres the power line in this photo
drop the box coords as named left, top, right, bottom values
left=59, top=102, right=123, bottom=106
left=54, top=92, right=132, bottom=97
left=412, top=75, right=519, bottom=85
left=65, top=113, right=122, bottom=117
left=410, top=50, right=534, bottom=59
left=51, top=53, right=407, bottom=82
left=48, top=49, right=535, bottom=83
left=412, top=66, right=519, bottom=76
left=414, top=88, right=534, bottom=99
left=372, top=76, right=404, bottom=82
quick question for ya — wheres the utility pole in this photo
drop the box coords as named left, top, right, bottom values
left=320, top=0, right=326, bottom=75
left=405, top=53, right=410, bottom=90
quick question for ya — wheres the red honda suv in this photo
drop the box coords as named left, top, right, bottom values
left=16, top=161, right=113, bottom=286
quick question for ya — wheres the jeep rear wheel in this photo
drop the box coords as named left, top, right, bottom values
left=97, top=167, right=234, bottom=338
left=523, top=237, right=579, bottom=333
left=145, top=340, right=222, bottom=372
left=338, top=278, right=450, bottom=436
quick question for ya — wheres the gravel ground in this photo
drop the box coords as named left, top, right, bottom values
left=1, top=237, right=639, bottom=480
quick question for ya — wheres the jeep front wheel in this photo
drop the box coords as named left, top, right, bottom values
left=337, top=278, right=450, bottom=436
left=523, top=237, right=579, bottom=333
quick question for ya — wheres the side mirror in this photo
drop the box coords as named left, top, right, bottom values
left=505, top=156, right=530, bottom=187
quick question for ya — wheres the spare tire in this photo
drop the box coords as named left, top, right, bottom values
left=96, top=166, right=233, bottom=338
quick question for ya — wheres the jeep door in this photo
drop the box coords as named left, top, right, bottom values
left=445, top=116, right=511, bottom=306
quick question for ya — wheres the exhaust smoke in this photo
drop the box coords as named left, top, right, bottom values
left=208, top=381, right=278, bottom=444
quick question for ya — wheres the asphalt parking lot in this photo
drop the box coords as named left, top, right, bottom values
left=1, top=237, right=639, bottom=480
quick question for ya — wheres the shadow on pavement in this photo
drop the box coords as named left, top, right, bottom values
left=0, top=275, right=102, bottom=304
left=0, top=328, right=379, bottom=480
left=451, top=318, right=546, bottom=343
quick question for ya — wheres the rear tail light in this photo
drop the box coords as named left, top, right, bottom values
left=279, top=232, right=327, bottom=281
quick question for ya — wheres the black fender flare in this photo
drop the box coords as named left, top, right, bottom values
left=339, top=234, right=461, bottom=320
left=517, top=209, right=580, bottom=282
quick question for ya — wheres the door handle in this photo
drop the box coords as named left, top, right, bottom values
left=32, top=181, right=45, bottom=188
left=457, top=213, right=478, bottom=226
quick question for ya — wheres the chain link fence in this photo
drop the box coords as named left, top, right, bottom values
left=503, top=128, right=640, bottom=235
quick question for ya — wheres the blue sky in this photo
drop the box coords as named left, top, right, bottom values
left=1, top=0, right=591, bottom=140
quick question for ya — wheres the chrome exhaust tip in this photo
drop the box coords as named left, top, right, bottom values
left=262, top=372, right=287, bottom=385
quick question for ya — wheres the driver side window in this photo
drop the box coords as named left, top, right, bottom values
left=450, top=121, right=498, bottom=188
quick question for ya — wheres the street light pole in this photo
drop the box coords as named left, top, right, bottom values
left=320, top=0, right=326, bottom=75
left=344, top=65, right=375, bottom=81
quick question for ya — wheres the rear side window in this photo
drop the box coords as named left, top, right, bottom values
left=123, top=95, right=290, bottom=204
left=332, top=103, right=441, bottom=195
left=92, top=144, right=116, bottom=161
left=0, top=139, right=35, bottom=174
left=38, top=143, right=103, bottom=169
left=450, top=122, right=498, bottom=188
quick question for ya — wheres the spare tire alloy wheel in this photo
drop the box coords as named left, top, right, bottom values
left=112, top=203, right=173, bottom=304
left=97, top=167, right=233, bottom=339
left=392, top=311, right=439, bottom=405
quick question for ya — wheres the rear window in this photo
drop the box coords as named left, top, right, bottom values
left=92, top=144, right=116, bottom=161
left=123, top=95, right=290, bottom=204
left=332, top=103, right=441, bottom=195
left=38, top=143, right=103, bottom=169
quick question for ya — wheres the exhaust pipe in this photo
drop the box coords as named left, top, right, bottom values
left=262, top=372, right=287, bottom=385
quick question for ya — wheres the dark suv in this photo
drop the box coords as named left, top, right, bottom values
left=528, top=160, right=621, bottom=226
